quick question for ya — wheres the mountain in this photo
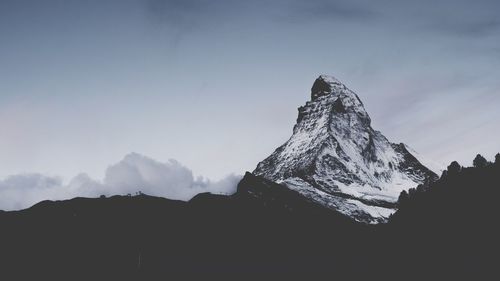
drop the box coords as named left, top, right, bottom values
left=0, top=190, right=368, bottom=279
left=254, top=75, right=439, bottom=223
left=1, top=157, right=498, bottom=279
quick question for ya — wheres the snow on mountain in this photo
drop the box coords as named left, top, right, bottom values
left=253, top=75, right=438, bottom=223
left=401, top=144, right=445, bottom=175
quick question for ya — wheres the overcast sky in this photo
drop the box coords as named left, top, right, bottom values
left=1, top=0, right=499, bottom=186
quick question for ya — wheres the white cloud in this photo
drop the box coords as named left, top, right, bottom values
left=0, top=174, right=67, bottom=210
left=0, top=153, right=241, bottom=211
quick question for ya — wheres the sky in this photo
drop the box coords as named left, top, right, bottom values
left=0, top=0, right=499, bottom=209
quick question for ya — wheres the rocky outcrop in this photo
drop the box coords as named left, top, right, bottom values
left=253, top=75, right=439, bottom=223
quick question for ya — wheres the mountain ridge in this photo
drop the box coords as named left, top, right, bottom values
left=0, top=156, right=497, bottom=279
left=254, top=75, right=438, bottom=223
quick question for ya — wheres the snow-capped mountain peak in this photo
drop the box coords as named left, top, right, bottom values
left=253, top=75, right=438, bottom=223
left=311, top=75, right=343, bottom=100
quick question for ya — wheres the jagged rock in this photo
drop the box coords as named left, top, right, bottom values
left=253, top=75, right=439, bottom=223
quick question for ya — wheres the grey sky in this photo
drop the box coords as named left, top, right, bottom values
left=1, top=0, right=499, bottom=183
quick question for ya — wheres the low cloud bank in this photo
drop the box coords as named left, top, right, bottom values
left=0, top=153, right=241, bottom=211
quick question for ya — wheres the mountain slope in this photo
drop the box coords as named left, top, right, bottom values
left=1, top=158, right=497, bottom=279
left=254, top=75, right=438, bottom=223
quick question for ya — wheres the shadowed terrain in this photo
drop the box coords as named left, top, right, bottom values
left=0, top=155, right=498, bottom=279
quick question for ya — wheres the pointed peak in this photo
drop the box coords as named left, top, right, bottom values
left=311, top=75, right=344, bottom=101
left=318, top=74, right=342, bottom=85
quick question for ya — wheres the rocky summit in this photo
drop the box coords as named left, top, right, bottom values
left=253, top=75, right=439, bottom=223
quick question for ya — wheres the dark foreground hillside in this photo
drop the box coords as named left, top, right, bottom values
left=0, top=156, right=498, bottom=280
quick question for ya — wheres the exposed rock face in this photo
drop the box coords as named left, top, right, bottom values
left=253, top=75, right=439, bottom=223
